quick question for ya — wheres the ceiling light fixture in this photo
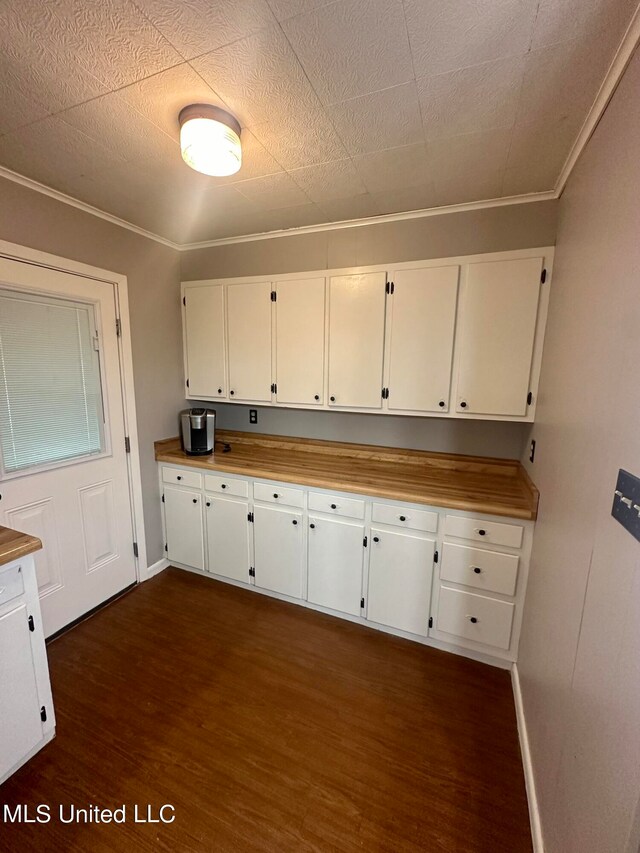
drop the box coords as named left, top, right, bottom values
left=178, top=104, right=242, bottom=177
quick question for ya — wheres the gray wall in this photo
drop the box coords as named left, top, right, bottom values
left=183, top=199, right=558, bottom=460
left=0, top=176, right=183, bottom=566
left=519, top=48, right=640, bottom=852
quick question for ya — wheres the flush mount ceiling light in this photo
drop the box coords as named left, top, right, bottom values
left=178, top=104, right=242, bottom=177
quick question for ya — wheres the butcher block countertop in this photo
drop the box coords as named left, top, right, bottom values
left=0, top=525, right=42, bottom=568
left=156, top=430, right=539, bottom=521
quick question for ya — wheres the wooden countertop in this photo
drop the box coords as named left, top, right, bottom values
left=0, top=525, right=42, bottom=568
left=155, top=430, right=538, bottom=521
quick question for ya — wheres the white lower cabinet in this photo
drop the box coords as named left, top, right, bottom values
left=435, top=586, right=515, bottom=651
left=205, top=495, right=250, bottom=583
left=367, top=528, right=434, bottom=636
left=253, top=505, right=304, bottom=598
left=164, top=485, right=205, bottom=570
left=307, top=516, right=364, bottom=616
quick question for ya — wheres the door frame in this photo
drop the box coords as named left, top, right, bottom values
left=0, top=238, right=148, bottom=580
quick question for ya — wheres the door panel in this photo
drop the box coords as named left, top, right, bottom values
left=307, top=516, right=364, bottom=616
left=184, top=285, right=226, bottom=399
left=455, top=257, right=542, bottom=416
left=227, top=282, right=272, bottom=402
left=387, top=266, right=459, bottom=412
left=367, top=528, right=434, bottom=636
left=275, top=278, right=325, bottom=405
left=328, top=272, right=386, bottom=408
left=253, top=505, right=303, bottom=598
left=164, top=486, right=204, bottom=571
left=205, top=495, right=250, bottom=583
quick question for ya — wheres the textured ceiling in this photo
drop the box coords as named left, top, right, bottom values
left=0, top=0, right=637, bottom=244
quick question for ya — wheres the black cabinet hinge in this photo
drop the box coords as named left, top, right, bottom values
left=360, top=597, right=365, bottom=609
left=164, top=543, right=168, bottom=552
left=381, top=387, right=389, bottom=400
left=40, top=706, right=47, bottom=722
left=271, top=290, right=277, bottom=302
left=428, top=616, right=433, bottom=629
left=162, top=494, right=165, bottom=503
left=248, top=511, right=254, bottom=523
left=271, top=383, right=277, bottom=394
left=527, top=391, right=533, bottom=405
left=133, top=542, right=139, bottom=558
left=115, top=318, right=122, bottom=337
left=249, top=567, right=255, bottom=577
left=186, top=378, right=190, bottom=389
left=28, top=615, right=35, bottom=632
left=434, top=550, right=438, bottom=564
left=541, top=268, right=547, bottom=283
left=124, top=436, right=131, bottom=453
left=363, top=536, right=368, bottom=547
left=385, top=281, right=394, bottom=294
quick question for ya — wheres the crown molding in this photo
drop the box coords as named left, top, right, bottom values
left=0, top=165, right=181, bottom=250
left=555, top=3, right=640, bottom=195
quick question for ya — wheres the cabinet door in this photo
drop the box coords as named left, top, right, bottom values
left=455, top=257, right=542, bottom=416
left=0, top=603, right=44, bottom=780
left=367, top=528, right=434, bottom=636
left=164, top=485, right=204, bottom=570
left=205, top=496, right=250, bottom=583
left=386, top=266, right=459, bottom=412
left=307, top=516, right=364, bottom=616
left=328, top=272, right=386, bottom=408
left=253, top=505, right=304, bottom=598
left=227, top=282, right=272, bottom=402
left=275, top=278, right=325, bottom=405
left=183, top=285, right=226, bottom=399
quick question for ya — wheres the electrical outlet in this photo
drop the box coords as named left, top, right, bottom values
left=529, top=439, right=536, bottom=463
left=249, top=409, right=258, bottom=425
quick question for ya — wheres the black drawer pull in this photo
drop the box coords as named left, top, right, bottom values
left=438, top=400, right=445, bottom=408
left=399, top=515, right=406, bottom=521
left=217, top=388, right=222, bottom=394
left=230, top=390, right=235, bottom=396
left=273, top=493, right=279, bottom=499
left=192, top=498, right=197, bottom=504
left=477, top=529, right=486, bottom=536
left=221, top=484, right=227, bottom=489
left=176, top=475, right=182, bottom=480
left=460, top=401, right=467, bottom=409
left=473, top=567, right=482, bottom=574
left=292, top=519, right=298, bottom=525
left=206, top=501, right=211, bottom=507
left=469, top=616, right=478, bottom=624
left=330, top=395, right=336, bottom=402
left=309, top=523, right=315, bottom=529
left=330, top=503, right=337, bottom=509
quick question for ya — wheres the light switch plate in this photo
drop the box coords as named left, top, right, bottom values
left=611, top=469, right=640, bottom=542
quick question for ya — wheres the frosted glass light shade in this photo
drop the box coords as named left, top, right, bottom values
left=179, top=105, right=242, bottom=177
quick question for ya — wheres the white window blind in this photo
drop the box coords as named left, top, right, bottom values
left=0, top=289, right=105, bottom=474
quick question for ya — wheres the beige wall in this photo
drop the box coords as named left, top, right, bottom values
left=0, top=177, right=183, bottom=566
left=519, top=48, right=640, bottom=852
left=184, top=199, right=557, bottom=459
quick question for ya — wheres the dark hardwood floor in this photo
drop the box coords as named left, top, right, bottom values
left=0, top=568, right=532, bottom=852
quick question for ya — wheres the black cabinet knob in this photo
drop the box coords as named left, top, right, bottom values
left=438, top=400, right=445, bottom=408
left=460, top=400, right=467, bottom=408
left=330, top=503, right=337, bottom=509
left=177, top=475, right=182, bottom=480
left=230, top=390, right=235, bottom=396
left=292, top=519, right=298, bottom=525
left=473, top=567, right=481, bottom=574
left=221, top=484, right=227, bottom=489
left=309, top=523, right=315, bottom=529
left=399, top=515, right=406, bottom=521
left=469, top=616, right=478, bottom=624
left=314, top=394, right=320, bottom=401
left=373, top=536, right=379, bottom=543
left=330, top=395, right=336, bottom=402
left=206, top=501, right=211, bottom=507
left=192, top=498, right=197, bottom=504
left=218, top=388, right=222, bottom=394
left=273, top=493, right=279, bottom=499
left=478, top=529, right=486, bottom=536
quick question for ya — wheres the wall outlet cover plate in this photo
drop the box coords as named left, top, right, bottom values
left=611, top=469, right=640, bottom=543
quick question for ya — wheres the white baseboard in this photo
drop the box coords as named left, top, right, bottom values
left=512, top=663, right=544, bottom=853
left=145, top=557, right=169, bottom=579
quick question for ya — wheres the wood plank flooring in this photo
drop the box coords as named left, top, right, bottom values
left=0, top=569, right=532, bottom=852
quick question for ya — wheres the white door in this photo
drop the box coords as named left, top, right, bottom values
left=253, top=504, right=303, bottom=598
left=184, top=284, right=226, bottom=400
left=367, top=528, right=434, bottom=636
left=275, top=278, right=325, bottom=405
left=205, top=495, right=250, bottom=582
left=227, top=282, right=272, bottom=402
left=327, top=272, right=387, bottom=408
left=455, top=257, right=543, bottom=416
left=164, top=486, right=204, bottom=570
left=386, top=266, right=459, bottom=412
left=0, top=259, right=137, bottom=637
left=0, top=602, right=44, bottom=779
left=307, top=516, right=364, bottom=616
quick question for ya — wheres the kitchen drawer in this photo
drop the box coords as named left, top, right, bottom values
left=0, top=564, right=25, bottom=608
left=308, top=492, right=365, bottom=519
left=162, top=467, right=202, bottom=489
left=254, top=482, right=304, bottom=508
left=371, top=502, right=438, bottom=533
left=204, top=474, right=249, bottom=498
left=435, top=586, right=515, bottom=650
left=444, top=515, right=523, bottom=549
left=441, top=543, right=519, bottom=597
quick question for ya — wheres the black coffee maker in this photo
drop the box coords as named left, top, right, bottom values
left=180, top=408, right=215, bottom=455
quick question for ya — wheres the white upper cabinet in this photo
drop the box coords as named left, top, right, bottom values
left=184, top=285, right=226, bottom=399
left=327, top=272, right=387, bottom=409
left=454, top=257, right=543, bottom=417
left=227, top=282, right=272, bottom=403
left=275, top=278, right=325, bottom=406
left=385, top=265, right=459, bottom=412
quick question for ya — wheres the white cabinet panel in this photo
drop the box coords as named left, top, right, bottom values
left=307, top=516, right=364, bottom=616
left=253, top=505, right=304, bottom=599
left=227, top=282, right=272, bottom=402
left=328, top=272, right=386, bottom=408
left=164, top=485, right=205, bottom=570
left=205, top=496, right=250, bottom=583
left=0, top=603, right=44, bottom=780
left=275, top=278, right=325, bottom=405
left=455, top=257, right=542, bottom=416
left=184, top=285, right=226, bottom=399
left=367, top=528, right=434, bottom=636
left=386, top=266, right=459, bottom=412
left=435, top=586, right=515, bottom=650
